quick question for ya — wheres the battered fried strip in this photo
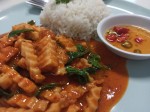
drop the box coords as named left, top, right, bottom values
left=84, top=86, right=102, bottom=112
left=45, top=102, right=61, bottom=112
left=55, top=35, right=77, bottom=52
left=0, top=34, right=17, bottom=48
left=37, top=37, right=59, bottom=72
left=7, top=94, right=30, bottom=108
left=0, top=65, right=37, bottom=93
left=36, top=36, right=69, bottom=75
left=21, top=41, right=45, bottom=83
left=14, top=35, right=26, bottom=49
left=18, top=37, right=68, bottom=75
left=0, top=107, right=34, bottom=112
left=56, top=46, right=68, bottom=75
left=40, top=87, right=61, bottom=102
left=17, top=58, right=26, bottom=69
left=7, top=94, right=49, bottom=112
left=72, top=58, right=92, bottom=69
left=12, top=23, right=41, bottom=41
left=60, top=85, right=87, bottom=108
left=42, top=85, right=87, bottom=111
left=66, top=104, right=80, bottom=112
left=0, top=73, right=13, bottom=89
left=39, top=27, right=56, bottom=39
left=0, top=46, right=18, bottom=64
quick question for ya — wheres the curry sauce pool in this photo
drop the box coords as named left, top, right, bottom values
left=88, top=40, right=128, bottom=112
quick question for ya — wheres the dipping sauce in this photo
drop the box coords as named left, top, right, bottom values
left=105, top=25, right=150, bottom=54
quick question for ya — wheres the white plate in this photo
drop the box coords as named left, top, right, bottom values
left=0, top=1, right=150, bottom=112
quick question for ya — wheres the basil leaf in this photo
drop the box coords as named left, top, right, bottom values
left=35, top=83, right=57, bottom=97
left=8, top=29, right=34, bottom=38
left=27, top=20, right=36, bottom=25
left=0, top=88, right=12, bottom=98
left=88, top=53, right=101, bottom=69
left=67, top=44, right=89, bottom=64
left=83, top=67, right=98, bottom=74
left=76, top=44, right=86, bottom=52
left=66, top=66, right=89, bottom=85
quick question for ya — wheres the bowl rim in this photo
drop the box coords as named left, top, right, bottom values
left=97, top=14, right=150, bottom=57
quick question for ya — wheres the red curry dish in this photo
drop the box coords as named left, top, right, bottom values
left=0, top=22, right=128, bottom=112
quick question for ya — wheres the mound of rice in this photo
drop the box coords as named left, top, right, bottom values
left=40, top=0, right=109, bottom=39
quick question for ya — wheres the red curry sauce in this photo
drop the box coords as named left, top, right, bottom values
left=44, top=40, right=128, bottom=112
left=42, top=40, right=128, bottom=112
left=0, top=31, right=128, bottom=111
left=90, top=40, right=128, bottom=112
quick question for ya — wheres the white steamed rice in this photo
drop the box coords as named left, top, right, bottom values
left=40, top=0, right=109, bottom=39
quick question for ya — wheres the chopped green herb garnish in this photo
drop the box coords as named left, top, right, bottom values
left=83, top=67, right=98, bottom=74
left=76, top=44, right=86, bottom=52
left=66, top=52, right=109, bottom=85
left=66, top=66, right=89, bottom=85
left=67, top=44, right=89, bottom=64
left=35, top=83, right=58, bottom=97
left=0, top=88, right=13, bottom=98
left=56, top=0, right=71, bottom=4
left=27, top=20, right=36, bottom=25
left=8, top=29, right=34, bottom=38
left=88, top=53, right=101, bottom=69
left=88, top=53, right=110, bottom=71
left=107, top=30, right=119, bottom=36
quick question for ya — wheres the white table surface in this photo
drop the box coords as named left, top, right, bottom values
left=0, top=0, right=150, bottom=12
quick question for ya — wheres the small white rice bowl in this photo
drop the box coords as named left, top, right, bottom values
left=40, top=0, right=109, bottom=39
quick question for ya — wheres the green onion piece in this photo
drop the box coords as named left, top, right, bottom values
left=0, top=88, right=12, bottom=98
left=8, top=29, right=34, bottom=38
left=133, top=49, right=141, bottom=54
left=121, top=41, right=133, bottom=49
left=34, top=83, right=57, bottom=97
left=27, top=20, right=36, bottom=25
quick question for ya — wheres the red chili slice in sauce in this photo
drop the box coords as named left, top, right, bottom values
left=117, top=36, right=127, bottom=43
left=120, top=33, right=129, bottom=37
left=113, top=26, right=129, bottom=35
left=117, top=33, right=129, bottom=43
left=106, top=34, right=117, bottom=42
left=135, top=37, right=143, bottom=43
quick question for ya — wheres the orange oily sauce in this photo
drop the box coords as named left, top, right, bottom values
left=41, top=40, right=128, bottom=112
left=0, top=27, right=128, bottom=111
left=70, top=40, right=128, bottom=111
left=89, top=40, right=128, bottom=112
left=107, top=25, right=150, bottom=54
